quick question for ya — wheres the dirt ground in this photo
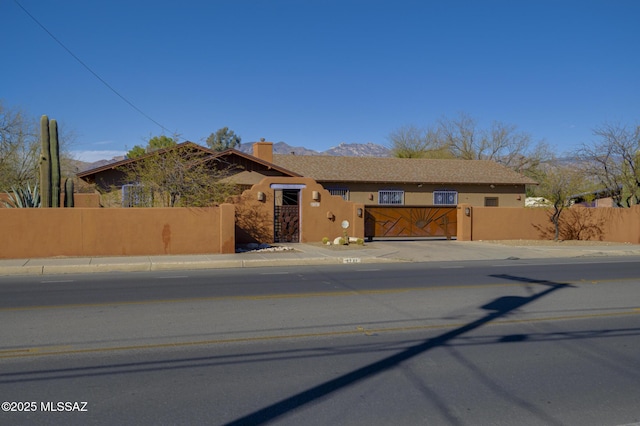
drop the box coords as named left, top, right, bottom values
left=305, top=239, right=635, bottom=250
left=477, top=239, right=634, bottom=246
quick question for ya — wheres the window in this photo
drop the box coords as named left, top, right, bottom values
left=378, top=190, right=404, bottom=205
left=122, top=184, right=153, bottom=207
left=484, top=197, right=499, bottom=207
left=281, top=189, right=299, bottom=205
left=328, top=188, right=349, bottom=200
left=433, top=190, right=457, bottom=205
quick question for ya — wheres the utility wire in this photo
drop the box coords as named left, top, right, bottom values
left=13, top=0, right=174, bottom=136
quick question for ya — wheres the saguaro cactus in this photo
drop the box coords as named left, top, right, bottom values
left=49, top=119, right=61, bottom=207
left=64, top=178, right=74, bottom=207
left=39, top=115, right=51, bottom=208
left=39, top=115, right=64, bottom=208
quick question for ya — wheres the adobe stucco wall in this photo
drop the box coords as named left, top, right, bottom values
left=0, top=205, right=235, bottom=259
left=457, top=204, right=640, bottom=244
left=233, top=177, right=365, bottom=244
left=63, top=193, right=101, bottom=207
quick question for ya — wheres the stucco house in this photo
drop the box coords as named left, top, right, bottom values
left=264, top=148, right=536, bottom=208
left=252, top=141, right=537, bottom=240
left=76, top=141, right=300, bottom=206
left=79, top=141, right=535, bottom=207
left=77, top=140, right=537, bottom=242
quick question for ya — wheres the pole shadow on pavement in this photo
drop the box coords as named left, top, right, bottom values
left=226, top=276, right=574, bottom=426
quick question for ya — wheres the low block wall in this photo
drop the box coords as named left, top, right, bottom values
left=67, top=193, right=101, bottom=207
left=457, top=204, right=640, bottom=244
left=0, top=205, right=235, bottom=259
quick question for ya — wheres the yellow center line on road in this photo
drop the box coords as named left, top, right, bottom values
left=0, top=346, right=72, bottom=355
left=2, top=277, right=639, bottom=312
left=2, top=309, right=639, bottom=360
left=0, top=283, right=518, bottom=312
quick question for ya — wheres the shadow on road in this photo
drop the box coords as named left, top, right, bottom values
left=225, top=276, right=573, bottom=425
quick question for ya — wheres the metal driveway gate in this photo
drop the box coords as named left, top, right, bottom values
left=365, top=206, right=457, bottom=239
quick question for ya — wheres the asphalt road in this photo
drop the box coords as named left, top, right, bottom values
left=1, top=258, right=640, bottom=425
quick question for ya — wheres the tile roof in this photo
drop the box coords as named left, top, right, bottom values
left=272, top=155, right=538, bottom=185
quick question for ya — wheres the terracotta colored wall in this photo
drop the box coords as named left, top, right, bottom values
left=0, top=205, right=235, bottom=259
left=233, top=177, right=364, bottom=244
left=457, top=204, right=640, bottom=244
left=62, top=192, right=101, bottom=207
left=456, top=205, right=473, bottom=241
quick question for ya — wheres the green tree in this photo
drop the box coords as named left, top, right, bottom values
left=126, top=145, right=147, bottom=159
left=206, top=127, right=241, bottom=151
left=120, top=145, right=238, bottom=207
left=148, top=135, right=177, bottom=151
left=126, top=135, right=177, bottom=159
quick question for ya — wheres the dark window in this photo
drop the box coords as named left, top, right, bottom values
left=282, top=189, right=299, bottom=205
left=485, top=197, right=499, bottom=207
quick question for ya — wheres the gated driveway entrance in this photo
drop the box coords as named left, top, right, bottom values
left=365, top=206, right=457, bottom=239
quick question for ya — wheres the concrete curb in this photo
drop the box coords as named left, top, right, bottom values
left=1, top=266, right=45, bottom=276
left=42, top=262, right=153, bottom=275
left=1, top=241, right=638, bottom=277
left=150, top=260, right=244, bottom=271
left=0, top=256, right=406, bottom=276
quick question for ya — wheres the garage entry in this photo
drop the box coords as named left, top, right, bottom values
left=365, top=206, right=457, bottom=239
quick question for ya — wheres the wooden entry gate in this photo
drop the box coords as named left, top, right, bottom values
left=365, top=206, right=457, bottom=239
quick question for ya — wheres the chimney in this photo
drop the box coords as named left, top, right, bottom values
left=252, top=139, right=273, bottom=163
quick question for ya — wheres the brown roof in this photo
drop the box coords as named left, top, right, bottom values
left=272, top=155, right=537, bottom=185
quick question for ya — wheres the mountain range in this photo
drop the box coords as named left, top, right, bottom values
left=237, top=141, right=391, bottom=157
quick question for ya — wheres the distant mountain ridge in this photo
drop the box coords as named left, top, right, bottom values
left=77, top=156, right=125, bottom=172
left=237, top=141, right=391, bottom=157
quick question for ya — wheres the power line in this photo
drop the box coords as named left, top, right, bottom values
left=13, top=0, right=174, bottom=136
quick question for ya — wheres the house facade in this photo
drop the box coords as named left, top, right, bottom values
left=77, top=141, right=536, bottom=243
left=259, top=143, right=536, bottom=208
left=78, top=141, right=535, bottom=209
left=76, top=142, right=300, bottom=207
left=255, top=142, right=536, bottom=240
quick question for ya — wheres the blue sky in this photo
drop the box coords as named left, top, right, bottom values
left=3, top=0, right=639, bottom=162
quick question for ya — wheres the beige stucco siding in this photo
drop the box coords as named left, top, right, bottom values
left=320, top=182, right=526, bottom=207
